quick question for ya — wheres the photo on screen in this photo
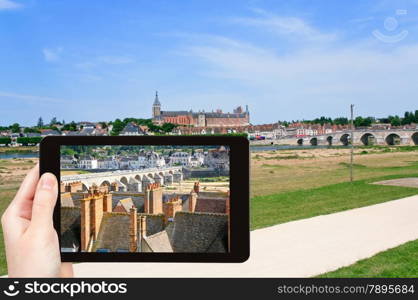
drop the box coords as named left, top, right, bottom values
left=59, top=145, right=230, bottom=253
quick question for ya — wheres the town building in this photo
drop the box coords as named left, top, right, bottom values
left=120, top=122, right=147, bottom=136
left=78, top=155, right=98, bottom=169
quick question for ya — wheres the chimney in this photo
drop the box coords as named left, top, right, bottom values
left=189, top=191, right=197, bottom=212
left=193, top=182, right=200, bottom=194
left=129, top=206, right=138, bottom=252
left=144, top=183, right=163, bottom=214
left=163, top=196, right=182, bottom=224
left=60, top=181, right=65, bottom=192
left=103, top=192, right=112, bottom=213
left=140, top=215, right=147, bottom=239
left=90, top=191, right=104, bottom=240
left=80, top=195, right=91, bottom=251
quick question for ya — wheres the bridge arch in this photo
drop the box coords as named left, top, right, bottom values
left=135, top=174, right=142, bottom=181
left=100, top=180, right=111, bottom=187
left=120, top=176, right=128, bottom=185
left=412, top=132, right=418, bottom=145
left=310, top=137, right=318, bottom=146
left=297, top=138, right=303, bottom=146
left=385, top=133, right=401, bottom=145
left=360, top=133, right=375, bottom=146
left=81, top=183, right=89, bottom=192
left=327, top=136, right=333, bottom=146
left=340, top=134, right=350, bottom=146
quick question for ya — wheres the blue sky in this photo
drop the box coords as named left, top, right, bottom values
left=1, top=0, right=418, bottom=126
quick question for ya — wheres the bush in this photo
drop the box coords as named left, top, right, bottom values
left=16, top=137, right=43, bottom=145
left=0, top=137, right=11, bottom=145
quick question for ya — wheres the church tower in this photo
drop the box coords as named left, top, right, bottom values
left=152, top=91, right=161, bottom=118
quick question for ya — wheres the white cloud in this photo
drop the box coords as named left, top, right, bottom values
left=0, top=91, right=64, bottom=103
left=181, top=34, right=418, bottom=120
left=0, top=0, right=22, bottom=10
left=42, top=47, right=63, bottom=62
left=98, top=56, right=135, bottom=64
left=230, top=9, right=337, bottom=42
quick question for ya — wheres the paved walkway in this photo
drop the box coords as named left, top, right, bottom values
left=373, top=177, right=418, bottom=188
left=74, top=195, right=418, bottom=277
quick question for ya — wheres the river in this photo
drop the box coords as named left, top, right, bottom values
left=0, top=152, right=39, bottom=159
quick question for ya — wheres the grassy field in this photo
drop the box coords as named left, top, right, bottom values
left=251, top=147, right=418, bottom=197
left=251, top=174, right=418, bottom=230
left=0, top=146, right=417, bottom=275
left=318, top=239, right=418, bottom=277
left=0, top=158, right=37, bottom=275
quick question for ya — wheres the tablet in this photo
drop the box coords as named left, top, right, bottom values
left=40, top=136, right=249, bottom=262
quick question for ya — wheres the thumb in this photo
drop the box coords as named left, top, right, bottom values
left=30, top=172, right=58, bottom=230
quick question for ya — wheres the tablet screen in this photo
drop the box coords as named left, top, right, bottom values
left=59, top=145, right=230, bottom=254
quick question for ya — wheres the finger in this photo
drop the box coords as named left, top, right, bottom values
left=60, top=263, right=74, bottom=278
left=30, top=172, right=58, bottom=230
left=9, top=164, right=39, bottom=211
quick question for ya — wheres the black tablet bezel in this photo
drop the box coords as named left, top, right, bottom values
left=40, top=135, right=249, bottom=263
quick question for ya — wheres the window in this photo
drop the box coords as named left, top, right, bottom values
left=116, top=249, right=129, bottom=253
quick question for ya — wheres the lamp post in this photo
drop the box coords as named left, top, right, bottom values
left=350, top=104, right=354, bottom=182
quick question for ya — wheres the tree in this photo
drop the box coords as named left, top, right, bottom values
left=10, top=123, right=20, bottom=133
left=161, top=122, right=177, bottom=133
left=110, top=119, right=125, bottom=136
left=37, top=117, right=44, bottom=128
left=50, top=117, right=57, bottom=125
left=62, top=121, right=77, bottom=131
left=333, top=117, right=348, bottom=125
left=390, top=115, right=401, bottom=126
left=24, top=127, right=41, bottom=133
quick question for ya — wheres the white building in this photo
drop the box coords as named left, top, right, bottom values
left=137, top=151, right=166, bottom=168
left=97, top=157, right=118, bottom=169
left=204, top=146, right=229, bottom=171
left=78, top=155, right=98, bottom=169
left=169, top=151, right=192, bottom=167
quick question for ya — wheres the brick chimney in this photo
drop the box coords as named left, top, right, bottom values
left=80, top=195, right=91, bottom=251
left=103, top=192, right=112, bottom=213
left=193, top=182, right=200, bottom=193
left=129, top=206, right=138, bottom=252
left=90, top=190, right=103, bottom=240
left=144, top=183, right=163, bottom=214
left=163, top=196, right=182, bottom=224
left=189, top=191, right=197, bottom=212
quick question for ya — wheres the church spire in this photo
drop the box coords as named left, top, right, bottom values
left=153, top=91, right=161, bottom=106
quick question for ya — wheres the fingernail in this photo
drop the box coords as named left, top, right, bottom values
left=41, top=174, right=55, bottom=190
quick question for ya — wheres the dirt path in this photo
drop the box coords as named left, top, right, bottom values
left=72, top=195, right=418, bottom=277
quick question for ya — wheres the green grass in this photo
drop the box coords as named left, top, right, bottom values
left=251, top=174, right=418, bottom=230
left=318, top=239, right=418, bottom=277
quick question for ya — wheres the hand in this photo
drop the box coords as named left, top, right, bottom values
left=1, top=164, right=73, bottom=277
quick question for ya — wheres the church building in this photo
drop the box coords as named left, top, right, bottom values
left=152, top=91, right=250, bottom=127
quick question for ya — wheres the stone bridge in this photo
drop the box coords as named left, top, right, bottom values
left=251, top=129, right=418, bottom=146
left=61, top=166, right=183, bottom=193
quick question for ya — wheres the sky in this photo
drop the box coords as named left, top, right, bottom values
left=1, top=0, right=418, bottom=126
